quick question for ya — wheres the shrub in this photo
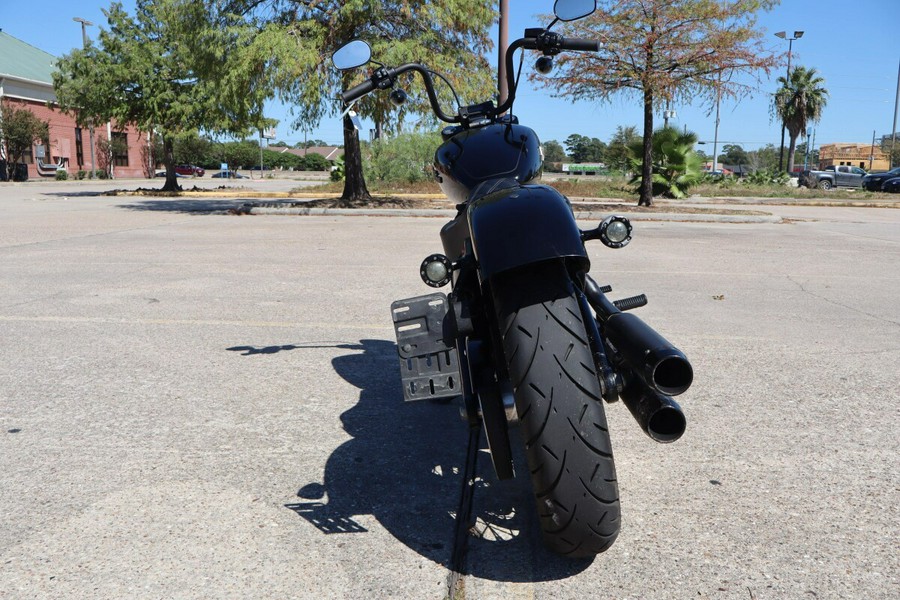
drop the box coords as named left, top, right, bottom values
left=300, top=152, right=331, bottom=172
left=628, top=127, right=703, bottom=199
left=55, top=169, right=68, bottom=181
left=330, top=155, right=345, bottom=182
left=364, top=132, right=442, bottom=183
left=744, top=168, right=790, bottom=186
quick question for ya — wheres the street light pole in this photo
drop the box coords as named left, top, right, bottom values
left=73, top=17, right=97, bottom=180
left=775, top=30, right=804, bottom=173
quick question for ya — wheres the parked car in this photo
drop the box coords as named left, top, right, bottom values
left=211, top=170, right=247, bottom=179
left=861, top=167, right=900, bottom=191
left=880, top=176, right=900, bottom=193
left=798, top=165, right=866, bottom=190
left=175, top=164, right=205, bottom=177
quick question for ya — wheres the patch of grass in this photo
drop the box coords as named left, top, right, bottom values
left=546, top=177, right=635, bottom=199
left=295, top=180, right=441, bottom=195
left=295, top=174, right=899, bottom=204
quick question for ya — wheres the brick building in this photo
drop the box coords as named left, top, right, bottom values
left=0, top=30, right=146, bottom=180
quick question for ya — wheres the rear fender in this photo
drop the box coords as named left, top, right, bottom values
left=467, top=184, right=588, bottom=282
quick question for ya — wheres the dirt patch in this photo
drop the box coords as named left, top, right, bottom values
left=292, top=196, right=440, bottom=209
left=104, top=185, right=238, bottom=196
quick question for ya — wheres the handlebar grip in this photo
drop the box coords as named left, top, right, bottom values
left=559, top=37, right=601, bottom=52
left=341, top=78, right=376, bottom=103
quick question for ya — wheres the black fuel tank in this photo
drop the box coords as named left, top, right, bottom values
left=434, top=123, right=542, bottom=204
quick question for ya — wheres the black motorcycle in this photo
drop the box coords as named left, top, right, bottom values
left=332, top=0, right=693, bottom=558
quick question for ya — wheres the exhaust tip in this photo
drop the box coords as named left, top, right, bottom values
left=647, top=405, right=686, bottom=443
left=652, top=355, right=693, bottom=396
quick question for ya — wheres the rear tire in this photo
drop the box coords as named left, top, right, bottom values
left=492, top=263, right=620, bottom=557
left=818, top=179, right=833, bottom=190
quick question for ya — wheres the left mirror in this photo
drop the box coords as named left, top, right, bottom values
left=553, top=0, right=596, bottom=22
left=332, top=40, right=372, bottom=70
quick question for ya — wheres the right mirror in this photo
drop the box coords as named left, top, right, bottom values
left=553, top=0, right=596, bottom=21
left=332, top=40, right=372, bottom=70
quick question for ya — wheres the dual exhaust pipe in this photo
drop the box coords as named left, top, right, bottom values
left=584, top=277, right=692, bottom=444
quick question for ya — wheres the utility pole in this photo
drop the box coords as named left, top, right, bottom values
left=775, top=30, right=804, bottom=173
left=498, top=0, right=509, bottom=110
left=869, top=130, right=876, bottom=171
left=73, top=17, right=97, bottom=179
left=803, top=127, right=812, bottom=171
left=712, top=76, right=721, bottom=173
left=891, top=58, right=899, bottom=168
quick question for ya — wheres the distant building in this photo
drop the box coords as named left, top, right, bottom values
left=0, top=30, right=146, bottom=179
left=818, top=143, right=888, bottom=172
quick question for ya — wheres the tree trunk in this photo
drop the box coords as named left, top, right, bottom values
left=786, top=133, right=798, bottom=176
left=341, top=113, right=371, bottom=203
left=161, top=135, right=181, bottom=192
left=638, top=88, right=655, bottom=207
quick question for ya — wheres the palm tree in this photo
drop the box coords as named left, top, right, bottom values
left=627, top=127, right=704, bottom=199
left=773, top=66, right=829, bottom=174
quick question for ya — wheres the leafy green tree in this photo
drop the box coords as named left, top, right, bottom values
left=53, top=0, right=272, bottom=191
left=605, top=126, right=641, bottom=173
left=773, top=66, right=828, bottom=174
left=721, top=144, right=749, bottom=166
left=0, top=101, right=49, bottom=180
left=538, top=0, right=780, bottom=205
left=542, top=140, right=568, bottom=163
left=226, top=0, right=495, bottom=203
left=746, top=144, right=780, bottom=172
left=296, top=139, right=330, bottom=149
left=220, top=141, right=261, bottom=170
left=628, top=126, right=703, bottom=199
left=173, top=133, right=216, bottom=168
left=793, top=141, right=819, bottom=170
left=564, top=134, right=606, bottom=163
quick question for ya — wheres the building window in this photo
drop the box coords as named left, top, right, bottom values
left=112, top=132, right=129, bottom=167
left=75, top=128, right=84, bottom=167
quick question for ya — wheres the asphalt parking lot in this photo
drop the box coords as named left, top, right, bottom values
left=0, top=182, right=897, bottom=599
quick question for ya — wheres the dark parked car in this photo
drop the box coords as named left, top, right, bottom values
left=861, top=167, right=900, bottom=191
left=880, top=176, right=900, bottom=193
left=175, top=164, right=205, bottom=177
left=211, top=170, right=247, bottom=179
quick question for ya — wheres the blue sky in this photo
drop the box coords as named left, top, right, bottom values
left=3, top=0, right=898, bottom=151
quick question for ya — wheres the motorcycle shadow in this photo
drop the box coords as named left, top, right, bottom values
left=283, top=338, right=590, bottom=582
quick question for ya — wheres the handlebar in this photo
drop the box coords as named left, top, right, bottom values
left=495, top=33, right=600, bottom=115
left=340, top=63, right=461, bottom=124
left=341, top=79, right=376, bottom=104
left=339, top=31, right=600, bottom=123
left=559, top=37, right=601, bottom=52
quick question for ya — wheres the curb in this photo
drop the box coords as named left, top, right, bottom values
left=245, top=204, right=781, bottom=223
